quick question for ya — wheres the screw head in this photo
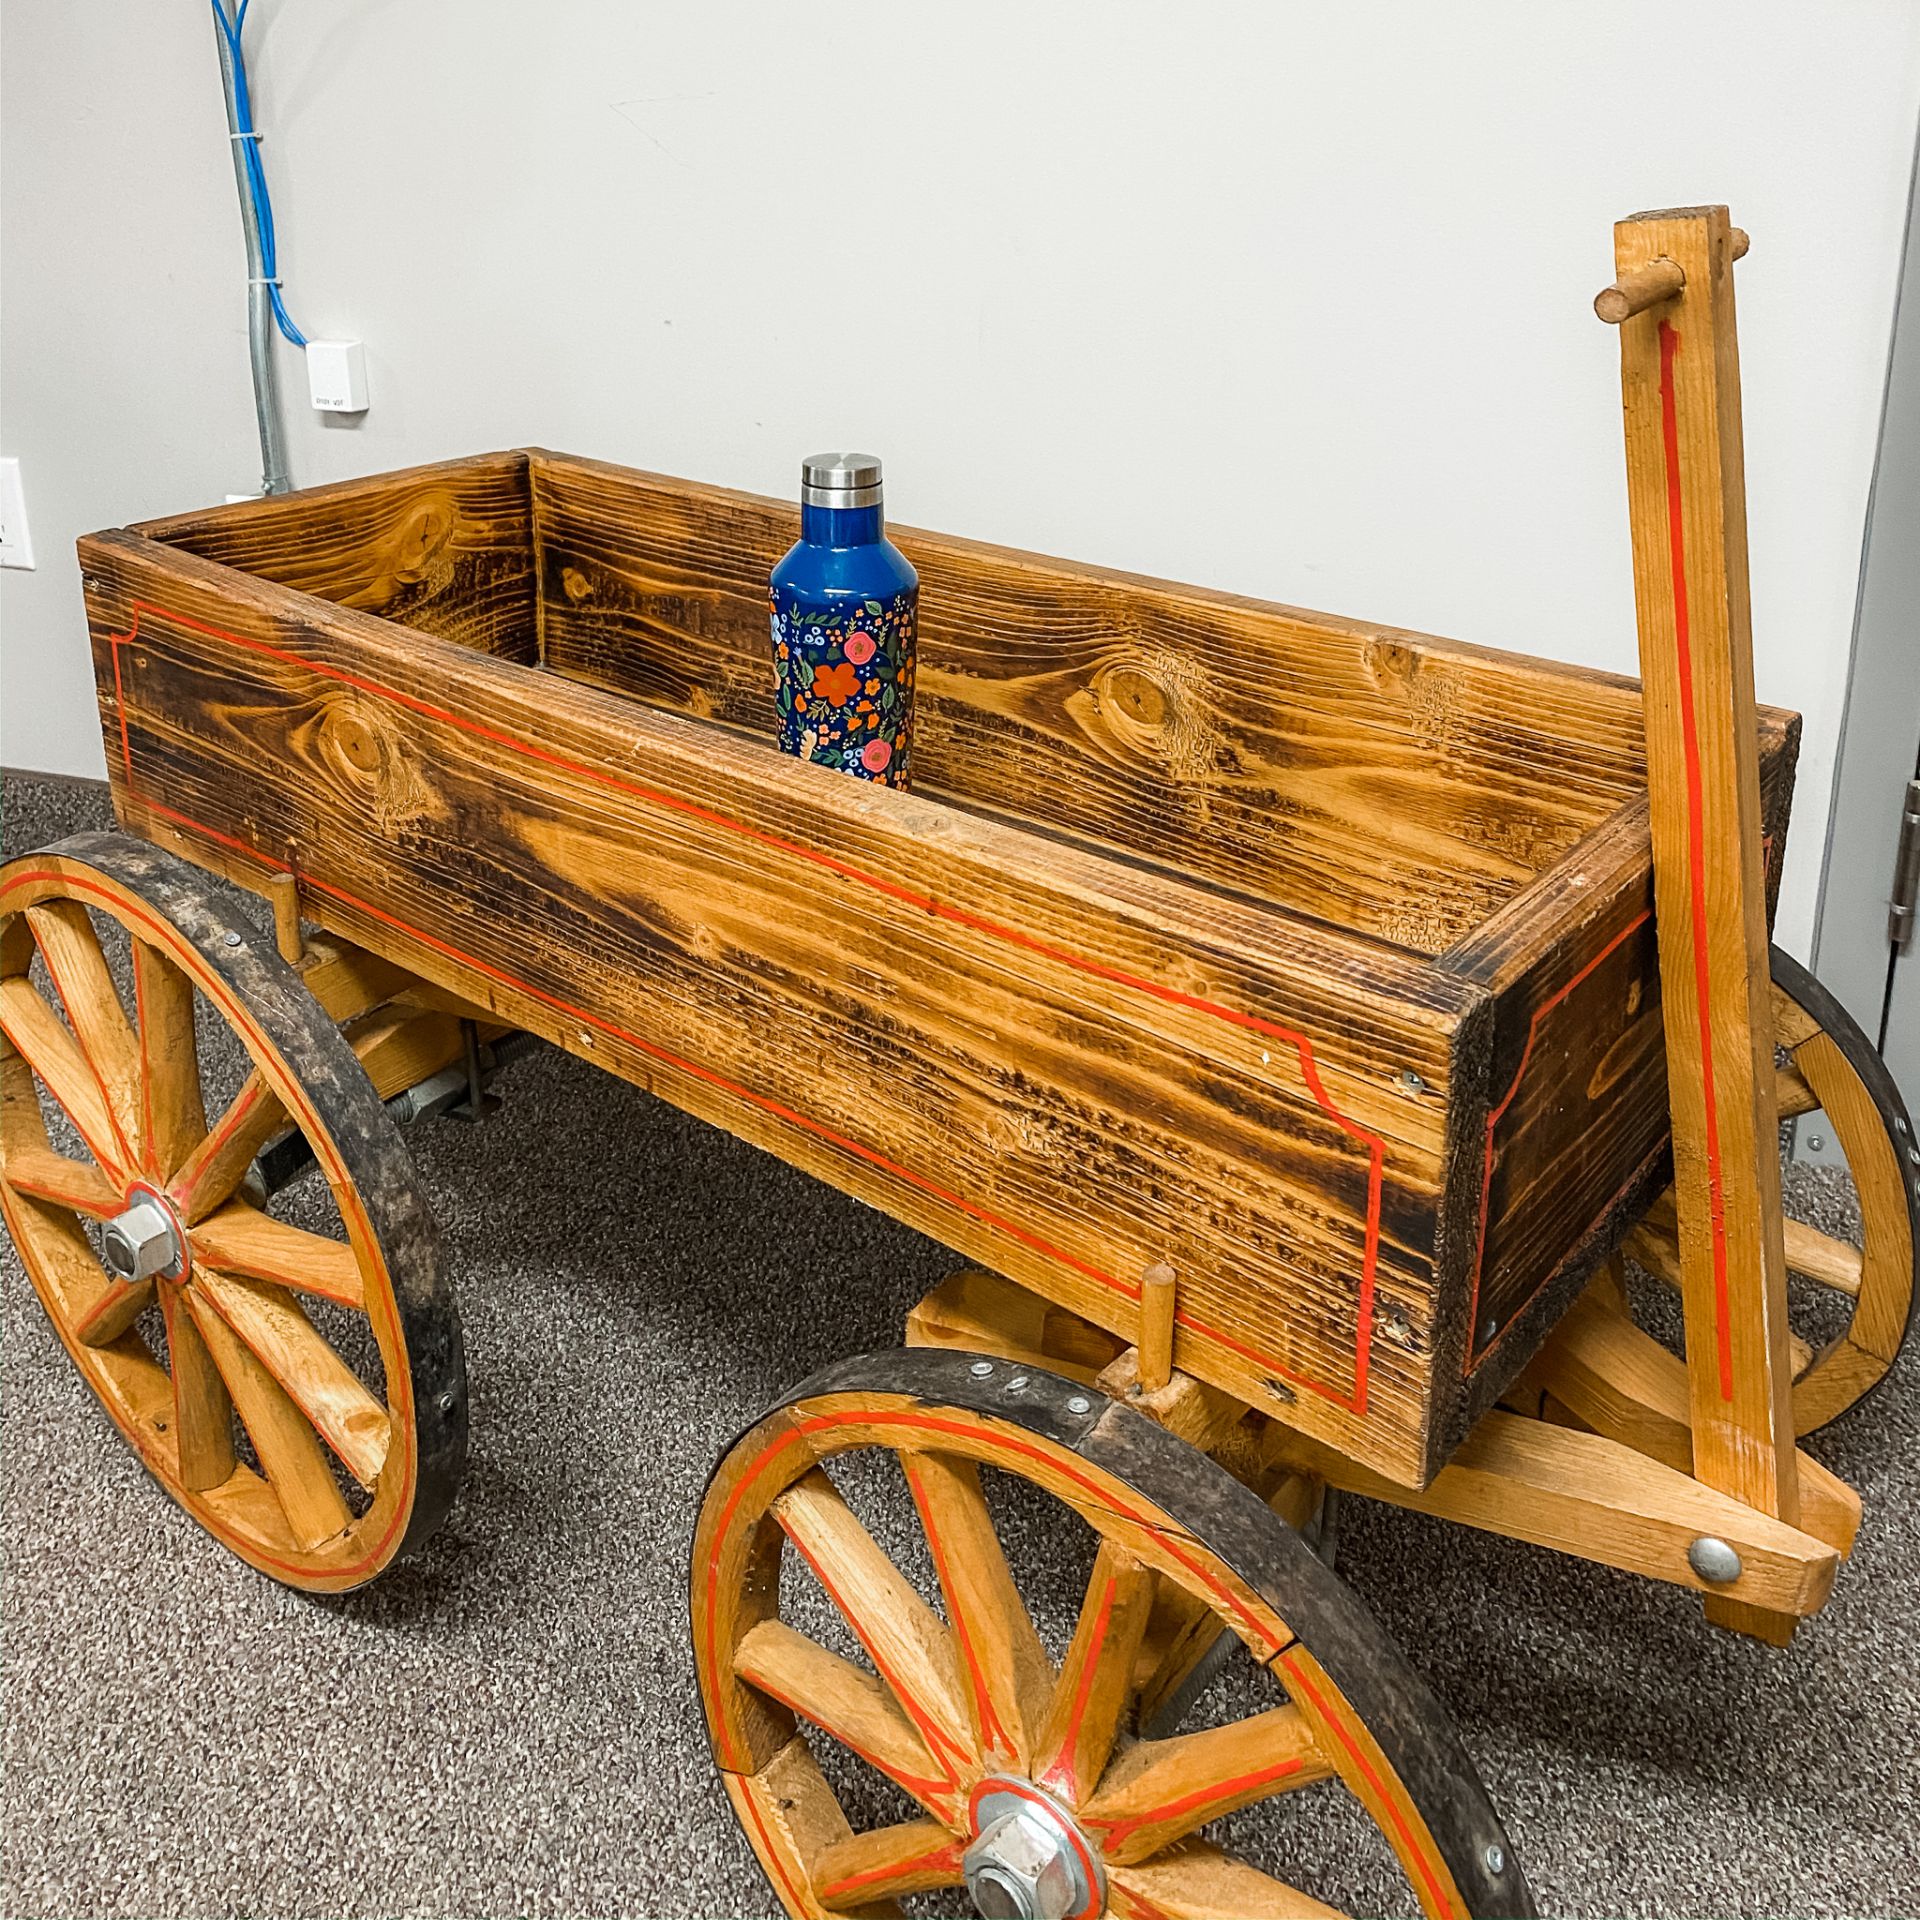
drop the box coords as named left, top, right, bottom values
left=437, top=1389, right=458, bottom=1416
left=1066, top=1395, right=1091, bottom=1415
left=1398, top=1068, right=1427, bottom=1093
left=1687, top=1534, right=1743, bottom=1585
left=223, top=930, right=244, bottom=949
left=1806, top=1134, right=1826, bottom=1154
left=1007, top=1375, right=1029, bottom=1392
left=969, top=1360, right=995, bottom=1379
left=1485, top=1843, right=1506, bottom=1876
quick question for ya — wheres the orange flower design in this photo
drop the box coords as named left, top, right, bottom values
left=812, top=661, right=861, bottom=707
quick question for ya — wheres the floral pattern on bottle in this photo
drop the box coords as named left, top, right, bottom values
left=769, top=588, right=916, bottom=788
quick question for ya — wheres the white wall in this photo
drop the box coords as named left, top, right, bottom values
left=5, top=3, right=1918, bottom=956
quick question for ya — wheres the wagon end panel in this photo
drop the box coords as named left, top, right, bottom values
left=1435, top=711, right=1800, bottom=1448
left=126, top=452, right=541, bottom=663
left=77, top=526, right=1484, bottom=1489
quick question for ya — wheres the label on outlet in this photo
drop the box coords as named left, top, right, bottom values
left=0, top=458, right=32, bottom=569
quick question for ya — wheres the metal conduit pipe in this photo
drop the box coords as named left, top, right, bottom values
left=211, top=8, right=291, bottom=496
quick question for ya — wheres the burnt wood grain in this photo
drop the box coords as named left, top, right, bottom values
left=73, top=452, right=1800, bottom=1489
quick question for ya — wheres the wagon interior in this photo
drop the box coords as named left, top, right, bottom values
left=142, top=448, right=1656, bottom=962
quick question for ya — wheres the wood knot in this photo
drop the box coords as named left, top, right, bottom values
left=1101, top=664, right=1170, bottom=730
left=560, top=565, right=595, bottom=604
left=390, top=498, right=456, bottom=586
left=322, top=703, right=385, bottom=775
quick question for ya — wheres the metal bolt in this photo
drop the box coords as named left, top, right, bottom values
left=1481, top=1315, right=1499, bottom=1344
left=223, top=930, right=243, bottom=949
left=1687, top=1535, right=1743, bottom=1585
left=1897, top=1117, right=1910, bottom=1137
left=101, top=1196, right=184, bottom=1284
left=1007, top=1375, right=1029, bottom=1393
left=1066, top=1396, right=1091, bottom=1415
left=969, top=1360, right=995, bottom=1379
left=1908, top=1144, right=1920, bottom=1169
left=1398, top=1069, right=1427, bottom=1093
left=1485, top=1843, right=1506, bottom=1876
left=437, top=1390, right=458, bottom=1416
left=964, top=1779, right=1103, bottom=1920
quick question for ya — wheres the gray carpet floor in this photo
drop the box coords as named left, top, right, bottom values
left=1, top=770, right=1915, bottom=1919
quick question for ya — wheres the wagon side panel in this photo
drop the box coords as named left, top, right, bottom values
left=78, top=528, right=1484, bottom=1489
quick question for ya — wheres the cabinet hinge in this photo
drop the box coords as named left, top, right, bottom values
left=1890, top=777, right=1920, bottom=952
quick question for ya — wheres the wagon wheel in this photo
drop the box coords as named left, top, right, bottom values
left=0, top=832, right=464, bottom=1591
left=695, top=1347, right=1531, bottom=1920
left=1627, top=944, right=1918, bottom=1434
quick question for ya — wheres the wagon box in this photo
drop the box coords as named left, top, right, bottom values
left=77, top=447, right=1797, bottom=1491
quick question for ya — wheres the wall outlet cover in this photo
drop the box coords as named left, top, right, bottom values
left=0, top=458, right=33, bottom=569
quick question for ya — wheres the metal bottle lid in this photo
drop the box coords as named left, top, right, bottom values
left=802, top=452, right=884, bottom=508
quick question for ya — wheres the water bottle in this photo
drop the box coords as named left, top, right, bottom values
left=769, top=453, right=919, bottom=788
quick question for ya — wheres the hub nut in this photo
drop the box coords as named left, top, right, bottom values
left=963, top=1780, right=1101, bottom=1920
left=101, top=1197, right=183, bottom=1284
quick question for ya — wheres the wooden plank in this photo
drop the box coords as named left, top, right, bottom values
left=134, top=452, right=538, bottom=663
left=1269, top=1407, right=1838, bottom=1618
left=82, top=528, right=1492, bottom=1487
left=529, top=451, right=1656, bottom=955
left=1611, top=205, right=1799, bottom=1530
left=1517, top=1283, right=1860, bottom=1554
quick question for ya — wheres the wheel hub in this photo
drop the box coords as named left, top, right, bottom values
left=101, top=1185, right=186, bottom=1284
left=964, top=1777, right=1104, bottom=1920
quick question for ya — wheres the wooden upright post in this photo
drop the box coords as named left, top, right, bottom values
left=1604, top=208, right=1800, bottom=1624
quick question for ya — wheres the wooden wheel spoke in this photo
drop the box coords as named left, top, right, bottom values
left=132, top=940, right=206, bottom=1179
left=1112, top=1839, right=1347, bottom=1919
left=186, top=1289, right=351, bottom=1550
left=1033, top=1538, right=1157, bottom=1805
left=1775, top=1056, right=1819, bottom=1119
left=191, top=1202, right=366, bottom=1309
left=772, top=1468, right=974, bottom=1778
left=193, top=1269, right=390, bottom=1488
left=24, top=903, right=142, bottom=1163
left=902, top=1448, right=1052, bottom=1771
left=3, top=1140, right=121, bottom=1216
left=160, top=1285, right=237, bottom=1490
left=811, top=1817, right=965, bottom=1910
left=1780, top=1219, right=1864, bottom=1299
left=73, top=1274, right=155, bottom=1348
left=0, top=977, right=128, bottom=1176
left=1630, top=1183, right=1864, bottom=1302
left=733, top=1619, right=959, bottom=1820
left=169, top=1070, right=288, bottom=1223
left=1082, top=1704, right=1332, bottom=1865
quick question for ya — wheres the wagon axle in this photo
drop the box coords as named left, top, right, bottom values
left=100, top=1185, right=187, bottom=1285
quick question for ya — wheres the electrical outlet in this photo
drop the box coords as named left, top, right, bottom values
left=0, top=458, right=32, bottom=569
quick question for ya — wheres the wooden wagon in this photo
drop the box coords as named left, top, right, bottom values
left=3, top=208, right=1911, bottom=1918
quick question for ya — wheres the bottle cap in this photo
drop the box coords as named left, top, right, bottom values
left=802, top=452, right=884, bottom=508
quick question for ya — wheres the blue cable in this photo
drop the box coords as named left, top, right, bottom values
left=212, top=0, right=306, bottom=348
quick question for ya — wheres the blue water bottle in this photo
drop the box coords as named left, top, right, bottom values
left=769, top=453, right=919, bottom=788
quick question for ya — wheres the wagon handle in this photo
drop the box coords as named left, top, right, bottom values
left=1604, top=205, right=1801, bottom=1641
left=1593, top=226, right=1748, bottom=322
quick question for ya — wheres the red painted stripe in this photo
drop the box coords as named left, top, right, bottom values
left=1462, top=905, right=1653, bottom=1370
left=1087, top=1751, right=1306, bottom=1853
left=109, top=605, right=1389, bottom=1414
left=817, top=1835, right=963, bottom=1902
left=1658, top=321, right=1735, bottom=1400
left=172, top=1075, right=267, bottom=1215
left=29, top=934, right=139, bottom=1174
left=777, top=1519, right=971, bottom=1782
left=903, top=1457, right=1015, bottom=1762
left=1038, top=1570, right=1118, bottom=1801
left=1280, top=1650, right=1461, bottom=1920
left=735, top=1787, right=810, bottom=1915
